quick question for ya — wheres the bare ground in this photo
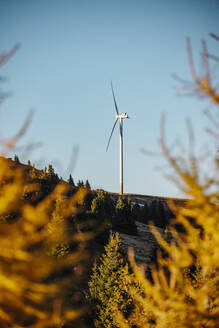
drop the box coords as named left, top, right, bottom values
left=118, top=221, right=164, bottom=264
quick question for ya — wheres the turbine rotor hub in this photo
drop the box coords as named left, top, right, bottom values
left=116, top=113, right=129, bottom=119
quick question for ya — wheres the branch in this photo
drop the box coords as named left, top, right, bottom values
left=0, top=44, right=20, bottom=67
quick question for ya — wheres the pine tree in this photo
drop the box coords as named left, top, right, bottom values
left=116, top=196, right=127, bottom=213
left=113, top=197, right=137, bottom=235
left=147, top=200, right=157, bottom=223
left=30, top=166, right=37, bottom=179
left=132, top=202, right=142, bottom=222
left=146, top=200, right=168, bottom=228
left=14, top=154, right=20, bottom=163
left=116, top=37, right=219, bottom=328
left=91, top=190, right=105, bottom=216
left=85, top=179, right=91, bottom=190
left=47, top=196, right=70, bottom=258
left=77, top=179, right=84, bottom=188
left=140, top=202, right=148, bottom=223
left=91, top=190, right=114, bottom=220
left=155, top=200, right=168, bottom=228
left=88, top=232, right=132, bottom=328
left=48, top=164, right=55, bottom=176
left=68, top=174, right=75, bottom=187
left=39, top=166, right=48, bottom=179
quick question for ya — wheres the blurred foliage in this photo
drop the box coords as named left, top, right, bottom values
left=0, top=45, right=90, bottom=327
left=114, top=36, right=219, bottom=328
left=0, top=156, right=89, bottom=327
left=1, top=34, right=218, bottom=328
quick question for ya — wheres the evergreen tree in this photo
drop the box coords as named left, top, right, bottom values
left=113, top=197, right=137, bottom=235
left=77, top=179, right=84, bottom=188
left=91, top=190, right=106, bottom=216
left=147, top=200, right=157, bottom=223
left=48, top=164, right=55, bottom=176
left=85, top=179, right=91, bottom=190
left=68, top=174, right=75, bottom=187
left=116, top=196, right=128, bottom=213
left=47, top=196, right=69, bottom=258
left=30, top=166, right=38, bottom=179
left=88, top=232, right=132, bottom=328
left=140, top=202, right=149, bottom=223
left=14, top=154, right=20, bottom=163
left=147, top=200, right=168, bottom=228
left=91, top=190, right=114, bottom=220
left=39, top=166, right=48, bottom=179
left=132, top=202, right=142, bottom=222
left=155, top=200, right=168, bottom=228
left=116, top=37, right=219, bottom=328
left=46, top=164, right=59, bottom=184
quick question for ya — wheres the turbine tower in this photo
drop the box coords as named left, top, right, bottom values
left=106, top=82, right=129, bottom=195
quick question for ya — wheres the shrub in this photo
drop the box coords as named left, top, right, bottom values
left=115, top=37, right=219, bottom=328
left=0, top=46, right=89, bottom=327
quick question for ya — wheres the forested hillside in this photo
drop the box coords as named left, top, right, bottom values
left=0, top=31, right=218, bottom=327
left=0, top=154, right=181, bottom=327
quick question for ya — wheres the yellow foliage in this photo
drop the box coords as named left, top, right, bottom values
left=0, top=45, right=94, bottom=326
left=115, top=38, right=219, bottom=328
left=0, top=157, right=89, bottom=327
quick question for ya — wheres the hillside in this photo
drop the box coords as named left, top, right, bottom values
left=118, top=221, right=163, bottom=264
left=0, top=156, right=180, bottom=266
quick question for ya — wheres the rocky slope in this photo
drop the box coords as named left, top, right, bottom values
left=118, top=221, right=164, bottom=264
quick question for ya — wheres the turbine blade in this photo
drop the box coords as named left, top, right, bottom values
left=111, top=82, right=119, bottom=115
left=106, top=119, right=118, bottom=151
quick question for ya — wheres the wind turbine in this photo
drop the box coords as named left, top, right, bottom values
left=106, top=82, right=129, bottom=195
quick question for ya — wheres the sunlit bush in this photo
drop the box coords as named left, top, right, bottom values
left=115, top=37, right=219, bottom=328
left=0, top=46, right=89, bottom=327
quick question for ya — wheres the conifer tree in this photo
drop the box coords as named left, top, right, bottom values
left=14, top=154, right=20, bottom=163
left=30, top=166, right=37, bottom=179
left=77, top=179, right=84, bottom=188
left=91, top=190, right=105, bottom=216
left=88, top=232, right=132, bottom=328
left=115, top=37, right=219, bottom=328
left=0, top=44, right=89, bottom=328
left=68, top=173, right=75, bottom=187
left=140, top=202, right=148, bottom=223
left=85, top=179, right=91, bottom=190
left=40, top=166, right=48, bottom=179
left=91, top=190, right=114, bottom=220
left=113, top=196, right=137, bottom=235
left=133, top=202, right=142, bottom=222
left=116, top=196, right=127, bottom=212
left=47, top=196, right=70, bottom=258
left=147, top=200, right=167, bottom=228
left=48, top=164, right=55, bottom=176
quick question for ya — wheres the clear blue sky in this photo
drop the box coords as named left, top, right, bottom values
left=0, top=0, right=218, bottom=197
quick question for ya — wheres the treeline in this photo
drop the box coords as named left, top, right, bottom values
left=85, top=36, right=219, bottom=328
left=1, top=37, right=218, bottom=328
left=4, top=155, right=175, bottom=235
left=1, top=153, right=218, bottom=328
left=0, top=155, right=138, bottom=326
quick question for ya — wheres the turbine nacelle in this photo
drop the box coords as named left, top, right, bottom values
left=116, top=112, right=129, bottom=119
